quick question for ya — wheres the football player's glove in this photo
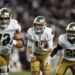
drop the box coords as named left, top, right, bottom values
left=33, top=16, right=46, bottom=33
left=0, top=8, right=11, bottom=29
left=66, top=22, right=75, bottom=40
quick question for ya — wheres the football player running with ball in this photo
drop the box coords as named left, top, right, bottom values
left=51, top=22, right=75, bottom=75
left=27, top=16, right=54, bottom=75
left=0, top=8, right=24, bottom=75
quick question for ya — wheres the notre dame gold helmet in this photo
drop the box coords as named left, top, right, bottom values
left=66, top=22, right=75, bottom=40
left=33, top=16, right=46, bottom=33
left=0, top=8, right=11, bottom=29
left=0, top=8, right=11, bottom=18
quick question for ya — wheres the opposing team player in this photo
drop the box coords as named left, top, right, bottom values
left=51, top=22, right=75, bottom=75
left=27, top=16, right=54, bottom=75
left=0, top=8, right=24, bottom=75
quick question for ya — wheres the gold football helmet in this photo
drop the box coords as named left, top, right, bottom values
left=66, top=22, right=75, bottom=40
left=33, top=16, right=46, bottom=33
left=0, top=8, right=11, bottom=29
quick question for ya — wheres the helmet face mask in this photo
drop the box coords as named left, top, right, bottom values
left=0, top=8, right=11, bottom=29
left=66, top=22, right=75, bottom=41
left=34, top=24, right=44, bottom=33
left=66, top=31, right=75, bottom=40
left=33, top=16, right=46, bottom=33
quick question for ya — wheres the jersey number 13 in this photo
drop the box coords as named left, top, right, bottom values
left=0, top=34, right=10, bottom=46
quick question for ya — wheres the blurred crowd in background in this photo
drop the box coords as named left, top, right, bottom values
left=0, top=0, right=75, bottom=72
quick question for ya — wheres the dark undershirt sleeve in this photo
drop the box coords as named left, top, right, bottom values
left=57, top=44, right=63, bottom=50
left=50, top=44, right=63, bottom=57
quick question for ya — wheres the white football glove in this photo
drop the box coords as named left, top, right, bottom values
left=44, top=56, right=51, bottom=67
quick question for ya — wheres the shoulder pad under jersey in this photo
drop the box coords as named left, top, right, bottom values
left=10, top=19, right=21, bottom=32
left=59, top=34, right=67, bottom=46
left=44, top=27, right=54, bottom=40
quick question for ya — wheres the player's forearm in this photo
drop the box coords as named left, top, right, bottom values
left=50, top=44, right=63, bottom=57
left=27, top=46, right=32, bottom=54
left=46, top=40, right=53, bottom=52
left=12, top=39, right=24, bottom=48
left=38, top=40, right=52, bottom=52
left=50, top=48, right=58, bottom=57
left=16, top=40, right=24, bottom=48
left=44, top=48, right=52, bottom=52
left=27, top=46, right=36, bottom=62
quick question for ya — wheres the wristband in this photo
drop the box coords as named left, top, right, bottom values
left=43, top=48, right=52, bottom=52
left=43, top=49, right=47, bottom=51
left=29, top=54, right=33, bottom=58
left=12, top=40, right=17, bottom=45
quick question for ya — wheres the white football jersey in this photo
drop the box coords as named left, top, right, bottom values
left=59, top=34, right=75, bottom=61
left=0, top=19, right=21, bottom=55
left=27, top=27, right=54, bottom=54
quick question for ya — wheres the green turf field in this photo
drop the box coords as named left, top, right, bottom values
left=9, top=71, right=31, bottom=75
left=9, top=71, right=72, bottom=75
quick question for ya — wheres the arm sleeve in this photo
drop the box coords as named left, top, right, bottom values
left=27, top=39, right=33, bottom=46
left=50, top=44, right=63, bottom=57
left=16, top=23, right=21, bottom=32
left=13, top=19, right=21, bottom=32
left=47, top=39, right=53, bottom=49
